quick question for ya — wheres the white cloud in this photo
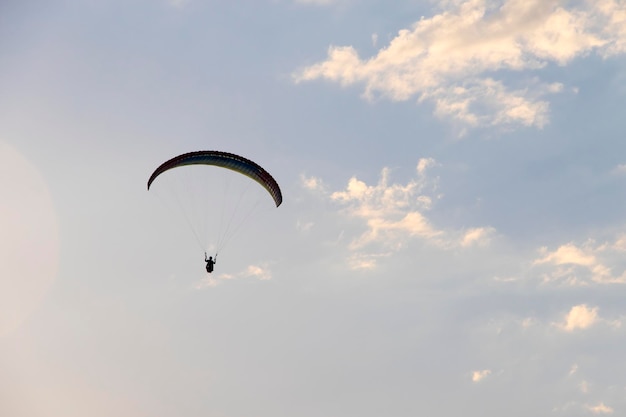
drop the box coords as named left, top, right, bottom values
left=558, top=304, right=599, bottom=332
left=346, top=211, right=443, bottom=250
left=303, top=160, right=495, bottom=269
left=194, top=264, right=272, bottom=289
left=461, top=227, right=495, bottom=247
left=533, top=239, right=626, bottom=285
left=244, top=265, right=272, bottom=281
left=611, top=164, right=626, bottom=175
left=194, top=276, right=220, bottom=289
left=296, top=219, right=314, bottom=233
left=520, top=317, right=536, bottom=328
left=595, top=0, right=626, bottom=56
left=301, top=174, right=325, bottom=192
left=586, top=402, right=614, bottom=415
left=347, top=251, right=392, bottom=271
left=294, top=0, right=626, bottom=130
left=535, top=243, right=597, bottom=267
left=611, top=235, right=626, bottom=251
left=472, top=369, right=492, bottom=382
left=501, top=304, right=623, bottom=333
left=329, top=165, right=444, bottom=251
left=416, top=157, right=437, bottom=175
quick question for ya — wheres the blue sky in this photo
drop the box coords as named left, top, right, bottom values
left=2, top=0, right=626, bottom=415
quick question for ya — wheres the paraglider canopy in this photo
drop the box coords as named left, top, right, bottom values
left=147, top=150, right=282, bottom=207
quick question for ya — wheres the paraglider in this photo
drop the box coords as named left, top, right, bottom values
left=148, top=150, right=282, bottom=272
left=205, top=252, right=216, bottom=273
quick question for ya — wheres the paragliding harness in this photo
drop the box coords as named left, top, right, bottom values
left=205, top=252, right=217, bottom=273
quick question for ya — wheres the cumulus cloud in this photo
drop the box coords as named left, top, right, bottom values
left=303, top=159, right=495, bottom=269
left=461, top=227, right=496, bottom=247
left=494, top=304, right=621, bottom=334
left=347, top=251, right=393, bottom=270
left=520, top=317, right=536, bottom=328
left=595, top=0, right=626, bottom=56
left=416, top=157, right=436, bottom=174
left=194, top=264, right=272, bottom=289
left=301, top=174, right=326, bottom=192
left=294, top=0, right=626, bottom=130
left=329, top=161, right=445, bottom=251
left=472, top=369, right=492, bottom=382
left=244, top=265, right=272, bottom=281
left=611, top=163, right=626, bottom=175
left=557, top=304, right=599, bottom=332
left=535, top=243, right=596, bottom=267
left=586, top=402, right=614, bottom=415
left=533, top=239, right=626, bottom=285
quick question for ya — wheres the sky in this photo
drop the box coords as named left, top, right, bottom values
left=2, top=0, right=626, bottom=415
